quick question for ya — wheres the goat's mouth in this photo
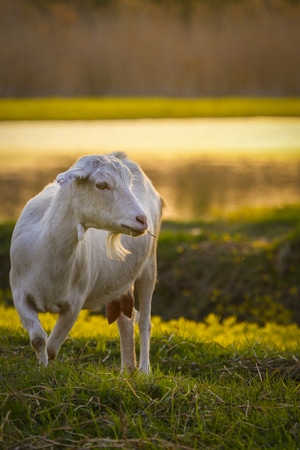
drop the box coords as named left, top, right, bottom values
left=121, top=225, right=148, bottom=237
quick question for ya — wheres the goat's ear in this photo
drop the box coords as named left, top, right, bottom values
left=56, top=169, right=81, bottom=187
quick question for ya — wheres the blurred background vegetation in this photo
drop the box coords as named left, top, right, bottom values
left=1, top=0, right=300, bottom=97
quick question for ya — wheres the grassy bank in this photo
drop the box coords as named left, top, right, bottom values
left=1, top=312, right=300, bottom=449
left=0, top=97, right=300, bottom=121
left=1, top=204, right=300, bottom=325
left=155, top=205, right=300, bottom=325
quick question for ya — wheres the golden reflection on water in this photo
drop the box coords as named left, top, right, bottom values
left=0, top=119, right=299, bottom=221
left=1, top=117, right=300, bottom=155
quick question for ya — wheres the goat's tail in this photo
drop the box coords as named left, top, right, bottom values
left=106, top=232, right=131, bottom=261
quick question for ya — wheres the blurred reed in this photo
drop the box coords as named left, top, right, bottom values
left=0, top=0, right=299, bottom=97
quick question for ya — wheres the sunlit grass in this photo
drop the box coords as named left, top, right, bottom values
left=1, top=305, right=299, bottom=352
left=0, top=97, right=299, bottom=120
left=1, top=304, right=300, bottom=449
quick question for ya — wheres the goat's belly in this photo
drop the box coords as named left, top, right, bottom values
left=27, top=294, right=73, bottom=314
left=83, top=284, right=132, bottom=311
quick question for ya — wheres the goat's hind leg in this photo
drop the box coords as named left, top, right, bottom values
left=14, top=292, right=48, bottom=366
left=136, top=258, right=157, bottom=374
left=117, top=310, right=137, bottom=374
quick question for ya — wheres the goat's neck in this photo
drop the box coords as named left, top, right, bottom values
left=44, top=193, right=83, bottom=259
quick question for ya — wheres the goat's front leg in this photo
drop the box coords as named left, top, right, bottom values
left=47, top=301, right=82, bottom=362
left=13, top=291, right=48, bottom=366
left=116, top=310, right=137, bottom=373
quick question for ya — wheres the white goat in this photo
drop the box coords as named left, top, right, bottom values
left=10, top=152, right=163, bottom=374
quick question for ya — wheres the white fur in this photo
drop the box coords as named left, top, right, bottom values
left=10, top=152, right=163, bottom=374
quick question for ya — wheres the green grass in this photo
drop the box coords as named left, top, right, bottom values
left=1, top=204, right=300, bottom=448
left=1, top=327, right=300, bottom=449
left=0, top=97, right=300, bottom=120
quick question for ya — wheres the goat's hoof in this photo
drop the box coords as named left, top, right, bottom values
left=31, top=337, right=48, bottom=366
left=47, top=348, right=57, bottom=361
left=38, top=357, right=48, bottom=367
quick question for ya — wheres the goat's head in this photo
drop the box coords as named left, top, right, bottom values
left=56, top=154, right=149, bottom=259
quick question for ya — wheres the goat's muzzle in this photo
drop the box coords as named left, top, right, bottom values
left=122, top=214, right=148, bottom=237
left=136, top=214, right=148, bottom=228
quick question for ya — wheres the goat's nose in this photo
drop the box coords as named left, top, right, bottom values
left=136, top=214, right=148, bottom=228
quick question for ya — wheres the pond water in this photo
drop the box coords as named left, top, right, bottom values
left=0, top=118, right=299, bottom=221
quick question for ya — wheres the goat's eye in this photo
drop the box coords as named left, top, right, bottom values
left=96, top=182, right=110, bottom=190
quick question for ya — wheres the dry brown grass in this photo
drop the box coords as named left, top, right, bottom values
left=0, top=0, right=300, bottom=97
